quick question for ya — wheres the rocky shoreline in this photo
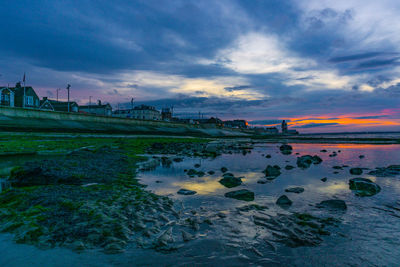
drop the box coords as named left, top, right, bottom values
left=0, top=136, right=398, bottom=259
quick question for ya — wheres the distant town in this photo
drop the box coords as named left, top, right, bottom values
left=0, top=82, right=298, bottom=135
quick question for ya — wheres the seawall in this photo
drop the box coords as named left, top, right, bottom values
left=0, top=106, right=248, bottom=137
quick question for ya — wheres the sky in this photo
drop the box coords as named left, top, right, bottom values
left=0, top=0, right=399, bottom=133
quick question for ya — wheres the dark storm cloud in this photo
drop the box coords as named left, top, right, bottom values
left=329, top=52, right=382, bottom=63
left=351, top=115, right=389, bottom=119
left=354, top=57, right=400, bottom=70
left=224, top=85, right=251, bottom=92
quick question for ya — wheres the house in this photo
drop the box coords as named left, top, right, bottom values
left=161, top=108, right=172, bottom=121
left=113, top=109, right=134, bottom=118
left=79, top=100, right=112, bottom=116
left=130, top=105, right=161, bottom=120
left=0, top=82, right=40, bottom=108
left=223, top=120, right=249, bottom=129
left=39, top=97, right=79, bottom=112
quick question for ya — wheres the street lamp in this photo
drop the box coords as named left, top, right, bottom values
left=66, top=84, right=71, bottom=112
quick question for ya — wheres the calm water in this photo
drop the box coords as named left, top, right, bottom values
left=1, top=143, right=400, bottom=266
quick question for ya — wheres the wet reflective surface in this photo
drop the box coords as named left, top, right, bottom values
left=1, top=143, right=400, bottom=266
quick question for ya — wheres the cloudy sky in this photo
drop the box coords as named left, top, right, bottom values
left=1, top=0, right=399, bottom=132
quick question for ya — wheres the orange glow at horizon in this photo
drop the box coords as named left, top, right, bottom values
left=258, top=111, right=400, bottom=130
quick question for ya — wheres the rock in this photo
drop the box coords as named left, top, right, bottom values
left=359, top=155, right=365, bottom=159
left=157, top=227, right=174, bottom=246
left=187, top=169, right=197, bottom=177
left=194, top=164, right=201, bottom=168
left=177, top=189, right=197, bottom=195
left=350, top=168, right=363, bottom=175
left=285, top=187, right=304, bottom=194
left=279, top=144, right=293, bottom=155
left=263, top=165, right=281, bottom=178
left=155, top=180, right=163, bottom=183
left=349, top=178, right=381, bottom=196
left=196, top=171, right=205, bottom=177
left=173, top=157, right=183, bottom=162
left=368, top=165, right=400, bottom=177
left=219, top=175, right=242, bottom=188
left=321, top=177, right=327, bottom=182
left=257, top=178, right=268, bottom=184
left=285, top=165, right=295, bottom=170
left=225, top=189, right=255, bottom=201
left=103, top=242, right=125, bottom=254
left=320, top=149, right=327, bottom=152
left=296, top=155, right=323, bottom=169
left=276, top=195, right=292, bottom=207
left=317, top=200, right=347, bottom=210
left=208, top=170, right=215, bottom=175
left=266, top=154, right=272, bottom=158
left=333, top=166, right=343, bottom=169
left=221, top=167, right=228, bottom=173
left=181, top=230, right=194, bottom=242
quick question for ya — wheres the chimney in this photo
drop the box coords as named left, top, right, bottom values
left=98, top=100, right=101, bottom=106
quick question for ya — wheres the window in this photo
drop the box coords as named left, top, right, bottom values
left=25, top=96, right=34, bottom=106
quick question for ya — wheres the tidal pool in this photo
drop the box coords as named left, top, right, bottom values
left=0, top=143, right=399, bottom=266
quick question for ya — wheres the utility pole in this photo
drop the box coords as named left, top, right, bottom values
left=56, top=88, right=61, bottom=101
left=89, top=96, right=92, bottom=114
left=66, top=84, right=71, bottom=112
left=23, top=73, right=26, bottom=108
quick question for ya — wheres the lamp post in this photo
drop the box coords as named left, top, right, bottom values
left=66, top=84, right=71, bottom=112
left=56, top=88, right=61, bottom=102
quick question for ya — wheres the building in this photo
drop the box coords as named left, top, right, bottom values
left=281, top=120, right=288, bottom=134
left=0, top=82, right=40, bottom=108
left=79, top=100, right=112, bottom=116
left=281, top=120, right=299, bottom=135
left=161, top=108, right=172, bottom=121
left=39, top=97, right=79, bottom=112
left=113, top=109, right=134, bottom=118
left=131, top=105, right=161, bottom=120
left=223, top=120, right=249, bottom=129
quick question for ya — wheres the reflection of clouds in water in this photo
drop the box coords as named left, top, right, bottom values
left=164, top=172, right=264, bottom=195
left=172, top=176, right=225, bottom=195
left=305, top=181, right=349, bottom=195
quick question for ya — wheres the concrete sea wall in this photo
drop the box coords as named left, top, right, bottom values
left=0, top=106, right=248, bottom=136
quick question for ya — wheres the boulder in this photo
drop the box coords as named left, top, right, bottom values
left=224, top=189, right=254, bottom=201
left=285, top=165, right=295, bottom=170
left=349, top=168, right=363, bottom=175
left=219, top=176, right=242, bottom=188
left=221, top=167, right=228, bottom=173
left=279, top=144, right=293, bottom=155
left=296, top=155, right=323, bottom=169
left=349, top=178, right=381, bottom=197
left=276, top=195, right=292, bottom=207
left=321, top=177, right=327, bottom=182
left=266, top=154, right=272, bottom=158
left=208, top=170, right=215, bottom=175
left=316, top=200, right=347, bottom=210
left=368, top=165, right=400, bottom=177
left=177, top=189, right=197, bottom=195
left=263, top=165, right=281, bottom=178
left=285, top=187, right=304, bottom=194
